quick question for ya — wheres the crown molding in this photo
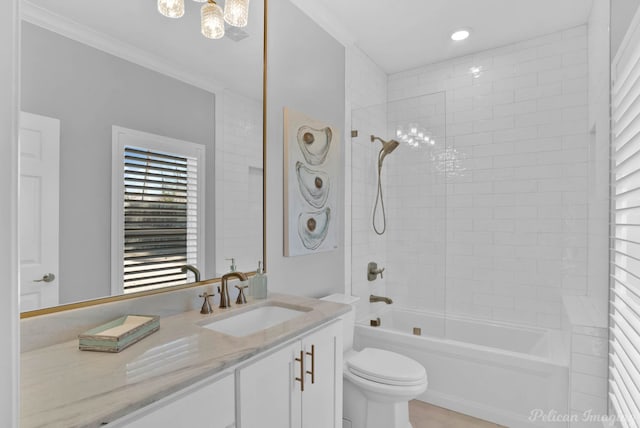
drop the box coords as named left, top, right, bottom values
left=20, top=1, right=226, bottom=94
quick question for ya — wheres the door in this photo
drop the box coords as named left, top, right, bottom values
left=301, top=321, right=342, bottom=428
left=237, top=341, right=302, bottom=428
left=19, top=112, right=60, bottom=312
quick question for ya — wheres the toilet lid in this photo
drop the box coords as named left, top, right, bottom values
left=346, top=348, right=427, bottom=386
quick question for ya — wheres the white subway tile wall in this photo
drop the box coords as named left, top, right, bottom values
left=568, top=327, right=608, bottom=427
left=348, top=47, right=389, bottom=317
left=586, top=0, right=611, bottom=308
left=216, top=91, right=263, bottom=275
left=385, top=94, right=447, bottom=313
left=380, top=25, right=590, bottom=328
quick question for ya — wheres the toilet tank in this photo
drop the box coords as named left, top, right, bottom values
left=320, top=294, right=360, bottom=351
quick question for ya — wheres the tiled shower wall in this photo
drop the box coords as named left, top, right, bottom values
left=215, top=90, right=263, bottom=276
left=380, top=25, right=590, bottom=329
left=385, top=94, right=447, bottom=313
left=348, top=47, right=389, bottom=317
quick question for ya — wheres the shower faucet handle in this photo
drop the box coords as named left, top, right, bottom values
left=367, top=262, right=385, bottom=281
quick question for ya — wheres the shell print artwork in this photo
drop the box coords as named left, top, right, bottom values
left=297, top=207, right=331, bottom=250
left=296, top=125, right=333, bottom=165
left=295, top=161, right=330, bottom=209
left=284, top=108, right=339, bottom=256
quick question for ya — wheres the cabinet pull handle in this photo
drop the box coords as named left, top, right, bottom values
left=306, top=345, right=315, bottom=384
left=295, top=350, right=305, bottom=392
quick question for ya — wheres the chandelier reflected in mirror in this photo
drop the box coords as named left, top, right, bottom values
left=157, top=0, right=250, bottom=40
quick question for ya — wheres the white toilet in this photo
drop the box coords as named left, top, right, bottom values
left=322, top=294, right=428, bottom=428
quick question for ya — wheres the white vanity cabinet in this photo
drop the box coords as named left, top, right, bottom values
left=300, top=322, right=343, bottom=428
left=107, top=320, right=342, bottom=428
left=237, top=321, right=343, bottom=428
left=109, top=372, right=235, bottom=428
left=237, top=341, right=301, bottom=427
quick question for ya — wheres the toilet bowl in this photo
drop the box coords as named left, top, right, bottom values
left=321, top=294, right=428, bottom=428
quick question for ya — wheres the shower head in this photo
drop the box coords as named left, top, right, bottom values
left=370, top=135, right=399, bottom=235
left=371, top=135, right=400, bottom=164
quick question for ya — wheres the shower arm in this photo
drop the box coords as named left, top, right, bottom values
left=371, top=135, right=387, bottom=146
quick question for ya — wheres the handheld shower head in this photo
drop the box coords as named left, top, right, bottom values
left=370, top=135, right=399, bottom=235
left=370, top=135, right=400, bottom=164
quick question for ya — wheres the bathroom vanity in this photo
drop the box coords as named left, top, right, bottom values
left=20, top=294, right=347, bottom=428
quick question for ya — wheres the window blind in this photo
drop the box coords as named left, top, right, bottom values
left=612, top=14, right=640, bottom=427
left=122, top=146, right=198, bottom=292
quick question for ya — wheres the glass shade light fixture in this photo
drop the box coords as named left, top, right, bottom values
left=224, top=0, right=250, bottom=27
left=158, top=0, right=250, bottom=39
left=158, top=0, right=185, bottom=18
left=201, top=0, right=225, bottom=39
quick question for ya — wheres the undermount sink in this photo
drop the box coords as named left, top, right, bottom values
left=200, top=304, right=308, bottom=337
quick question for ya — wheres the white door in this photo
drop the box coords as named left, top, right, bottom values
left=19, top=112, right=60, bottom=312
left=301, top=322, right=342, bottom=428
left=238, top=341, right=302, bottom=428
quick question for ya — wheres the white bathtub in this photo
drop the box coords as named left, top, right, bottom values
left=354, top=307, right=569, bottom=428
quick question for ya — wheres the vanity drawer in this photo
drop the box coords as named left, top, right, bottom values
left=108, top=373, right=235, bottom=428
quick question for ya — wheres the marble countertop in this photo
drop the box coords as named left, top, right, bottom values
left=21, top=293, right=349, bottom=428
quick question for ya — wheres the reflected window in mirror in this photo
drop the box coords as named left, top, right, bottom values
left=112, top=127, right=206, bottom=294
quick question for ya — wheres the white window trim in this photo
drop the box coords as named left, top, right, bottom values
left=111, top=126, right=206, bottom=295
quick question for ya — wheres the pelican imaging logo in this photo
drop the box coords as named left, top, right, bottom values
left=528, top=409, right=635, bottom=425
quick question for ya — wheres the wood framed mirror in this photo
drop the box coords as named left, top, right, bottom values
left=19, top=0, right=267, bottom=317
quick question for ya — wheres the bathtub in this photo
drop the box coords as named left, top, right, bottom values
left=354, top=307, right=569, bottom=428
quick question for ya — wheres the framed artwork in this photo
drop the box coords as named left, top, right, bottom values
left=284, top=108, right=339, bottom=256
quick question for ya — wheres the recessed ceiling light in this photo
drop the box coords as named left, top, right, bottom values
left=451, top=29, right=470, bottom=41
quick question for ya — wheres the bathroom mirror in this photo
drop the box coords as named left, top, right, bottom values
left=19, top=0, right=266, bottom=315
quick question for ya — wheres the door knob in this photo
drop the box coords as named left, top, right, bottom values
left=33, top=273, right=55, bottom=283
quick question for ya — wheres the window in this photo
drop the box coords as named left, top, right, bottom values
left=611, top=15, right=640, bottom=427
left=112, top=127, right=205, bottom=294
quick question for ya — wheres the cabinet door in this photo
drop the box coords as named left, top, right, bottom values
left=113, top=373, right=235, bottom=428
left=301, top=321, right=342, bottom=428
left=237, top=341, right=302, bottom=428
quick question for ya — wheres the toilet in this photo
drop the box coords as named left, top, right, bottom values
left=321, top=294, right=428, bottom=428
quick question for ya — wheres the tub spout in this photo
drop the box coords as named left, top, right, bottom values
left=369, top=294, right=393, bottom=304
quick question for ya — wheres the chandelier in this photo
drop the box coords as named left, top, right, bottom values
left=157, top=0, right=250, bottom=40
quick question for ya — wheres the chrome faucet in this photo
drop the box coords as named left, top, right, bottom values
left=181, top=264, right=201, bottom=283
left=219, top=272, right=248, bottom=308
left=370, top=294, right=393, bottom=304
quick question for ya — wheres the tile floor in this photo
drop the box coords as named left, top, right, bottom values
left=409, top=400, right=505, bottom=428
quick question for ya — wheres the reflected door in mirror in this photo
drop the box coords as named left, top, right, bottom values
left=19, top=112, right=60, bottom=311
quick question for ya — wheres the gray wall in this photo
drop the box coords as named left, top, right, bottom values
left=266, top=0, right=346, bottom=297
left=21, top=22, right=216, bottom=304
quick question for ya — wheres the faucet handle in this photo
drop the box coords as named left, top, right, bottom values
left=198, top=292, right=214, bottom=314
left=235, top=284, right=248, bottom=304
left=367, top=262, right=385, bottom=281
